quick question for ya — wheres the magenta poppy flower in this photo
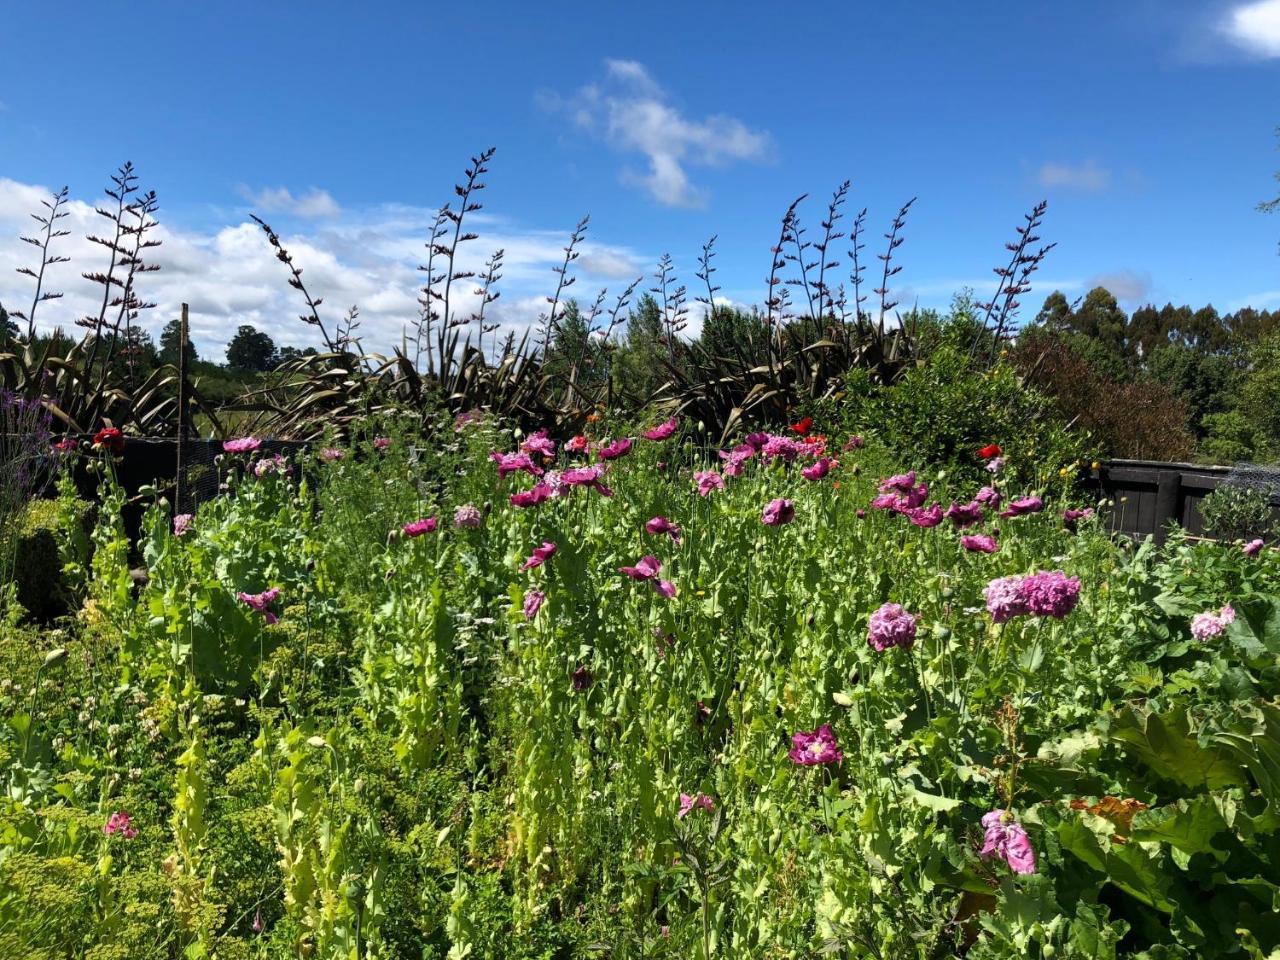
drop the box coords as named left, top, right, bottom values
left=597, top=437, right=633, bottom=461
left=562, top=465, right=613, bottom=496
left=403, top=517, right=438, bottom=537
left=1062, top=507, right=1095, bottom=531
left=572, top=664, right=593, bottom=691
left=52, top=438, right=78, bottom=455
left=1244, top=538, right=1265, bottom=557
left=678, top=792, right=715, bottom=819
left=945, top=501, right=985, bottom=527
left=905, top=503, right=944, bottom=527
left=237, top=588, right=281, bottom=625
left=1019, top=570, right=1081, bottom=618
left=801, top=457, right=837, bottom=481
left=523, top=590, right=545, bottom=620
left=694, top=470, right=725, bottom=496
left=490, top=450, right=544, bottom=479
left=984, top=575, right=1029, bottom=624
left=985, top=456, right=1005, bottom=474
left=521, top=429, right=557, bottom=458
left=880, top=471, right=918, bottom=494
left=961, top=533, right=999, bottom=553
left=510, top=483, right=554, bottom=508
left=373, top=436, right=392, bottom=451
left=223, top=437, right=262, bottom=454
left=1001, top=495, right=1044, bottom=518
left=788, top=724, right=843, bottom=765
left=643, top=418, right=678, bottom=441
left=453, top=504, right=482, bottom=528
left=842, top=435, right=865, bottom=451
left=652, top=578, right=677, bottom=599
left=980, top=810, right=1036, bottom=874
left=319, top=447, right=344, bottom=462
left=103, top=810, right=138, bottom=839
left=173, top=513, right=193, bottom=537
left=867, top=602, right=917, bottom=651
left=620, top=555, right=662, bottom=580
left=719, top=445, right=754, bottom=477
left=761, top=435, right=805, bottom=462
left=520, top=541, right=557, bottom=572
left=744, top=432, right=769, bottom=451
left=974, top=486, right=1002, bottom=509
left=762, top=498, right=796, bottom=526
left=645, top=516, right=682, bottom=543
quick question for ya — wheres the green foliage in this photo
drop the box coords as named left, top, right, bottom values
left=1200, top=484, right=1277, bottom=541
left=225, top=323, right=277, bottom=372
left=7, top=498, right=76, bottom=622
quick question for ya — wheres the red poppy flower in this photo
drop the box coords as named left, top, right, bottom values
left=93, top=427, right=125, bottom=456
left=977, top=443, right=1002, bottom=460
left=791, top=416, right=813, bottom=436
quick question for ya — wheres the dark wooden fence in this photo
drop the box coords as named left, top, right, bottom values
left=1087, top=459, right=1234, bottom=543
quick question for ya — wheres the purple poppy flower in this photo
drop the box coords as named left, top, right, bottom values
left=1001, top=495, right=1044, bottom=518
left=223, top=437, right=262, bottom=454
left=801, top=457, right=837, bottom=481
left=762, top=498, right=796, bottom=526
left=173, top=513, right=193, bottom=537
left=237, top=588, right=281, bottom=625
left=319, top=447, right=344, bottom=462
left=694, top=470, right=725, bottom=496
left=974, top=486, right=1002, bottom=509
left=944, top=501, right=985, bottom=527
left=788, top=724, right=843, bottom=765
left=645, top=516, right=682, bottom=543
left=905, top=503, right=944, bottom=527
left=572, top=664, right=593, bottom=691
left=842, top=435, right=865, bottom=451
left=651, top=578, right=677, bottom=599
left=867, top=602, right=917, bottom=651
left=562, top=465, right=613, bottom=496
left=880, top=471, right=918, bottom=494
left=520, top=541, right=558, bottom=572
left=454, top=504, right=483, bottom=528
left=980, top=810, right=1036, bottom=874
left=523, top=590, right=545, bottom=620
left=521, top=429, right=557, bottom=458
left=985, top=456, right=1005, bottom=474
left=761, top=435, right=805, bottom=463
left=620, top=555, right=662, bottom=581
left=719, top=445, right=755, bottom=477
left=984, top=575, right=1030, bottom=624
left=510, top=483, right=554, bottom=508
left=490, top=450, right=544, bottom=479
left=1062, top=507, right=1095, bottom=531
left=1244, top=538, right=1265, bottom=557
left=961, top=533, right=999, bottom=553
left=1019, top=570, right=1081, bottom=618
left=744, top=432, right=770, bottom=451
left=373, top=436, right=392, bottom=451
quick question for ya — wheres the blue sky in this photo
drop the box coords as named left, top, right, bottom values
left=1, top=1, right=1278, bottom=355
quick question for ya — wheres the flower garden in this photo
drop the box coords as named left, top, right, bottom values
left=2, top=412, right=1279, bottom=959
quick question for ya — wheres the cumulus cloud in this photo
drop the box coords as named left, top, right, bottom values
left=1085, top=269, right=1152, bottom=304
left=543, top=59, right=771, bottom=207
left=1036, top=160, right=1112, bottom=193
left=1220, top=0, right=1280, bottom=57
left=0, top=177, right=650, bottom=359
left=235, top=184, right=341, bottom=218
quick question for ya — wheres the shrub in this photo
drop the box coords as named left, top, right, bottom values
left=8, top=499, right=72, bottom=622
left=1200, top=483, right=1277, bottom=541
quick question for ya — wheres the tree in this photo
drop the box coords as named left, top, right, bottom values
left=612, top=294, right=667, bottom=401
left=700, top=305, right=769, bottom=363
left=543, top=300, right=606, bottom=398
left=225, top=324, right=276, bottom=372
left=276, top=345, right=319, bottom=364
left=159, top=317, right=198, bottom=367
left=1262, top=125, right=1279, bottom=254
left=0, top=303, right=15, bottom=346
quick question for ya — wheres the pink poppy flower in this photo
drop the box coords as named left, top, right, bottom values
left=562, top=465, right=613, bottom=497
left=402, top=517, right=438, bottom=537
left=510, top=483, right=554, bottom=508
left=719, top=445, right=755, bottom=477
left=520, top=541, right=557, bottom=572
left=521, top=429, right=557, bottom=458
left=985, top=456, right=1005, bottom=474
left=597, top=437, right=633, bottom=461
left=319, top=447, right=344, bottom=462
left=1191, top=604, right=1235, bottom=640
left=842, top=435, right=865, bottom=451
left=961, top=533, right=999, bottom=553
left=237, top=588, right=281, bottom=625
left=1244, top=538, right=1265, bottom=557
left=1019, top=570, right=1081, bottom=618
left=620, top=555, right=662, bottom=580
left=565, top=434, right=589, bottom=454
left=103, top=810, right=138, bottom=839
left=762, top=498, right=795, bottom=526
left=223, top=437, right=262, bottom=454
left=761, top=435, right=805, bottom=463
left=867, top=602, right=917, bottom=651
left=880, top=471, right=918, bottom=494
left=694, top=470, right=725, bottom=496
left=490, top=450, right=544, bottom=479
left=788, top=724, right=843, bottom=765
left=652, top=579, right=677, bottom=599
left=523, top=590, right=545, bottom=620
left=643, top=418, right=678, bottom=441
left=1001, top=495, right=1044, bottom=518
left=1062, top=507, right=1095, bottom=531
left=904, top=503, right=944, bottom=527
left=801, top=457, right=837, bottom=481
left=373, top=436, right=392, bottom=451
left=980, top=810, right=1036, bottom=874
left=254, top=454, right=289, bottom=478
left=678, top=792, right=715, bottom=819
left=984, top=576, right=1029, bottom=624
left=645, top=516, right=682, bottom=543
left=974, top=486, right=1002, bottom=509
left=173, top=513, right=193, bottom=537
left=743, top=432, right=770, bottom=451
left=453, top=504, right=482, bottom=528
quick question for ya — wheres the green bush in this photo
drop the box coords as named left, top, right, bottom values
left=8, top=499, right=76, bottom=622
left=1200, top=483, right=1277, bottom=541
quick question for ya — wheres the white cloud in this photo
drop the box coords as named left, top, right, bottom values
left=0, top=177, right=651, bottom=360
left=543, top=60, right=771, bottom=208
left=1085, top=269, right=1153, bottom=304
left=1221, top=0, right=1280, bottom=57
left=1036, top=160, right=1112, bottom=193
left=235, top=184, right=341, bottom=219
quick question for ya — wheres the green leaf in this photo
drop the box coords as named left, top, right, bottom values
left=1129, top=797, right=1228, bottom=862
left=1108, top=706, right=1247, bottom=792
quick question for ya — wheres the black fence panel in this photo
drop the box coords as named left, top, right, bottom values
left=1084, top=459, right=1234, bottom=543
